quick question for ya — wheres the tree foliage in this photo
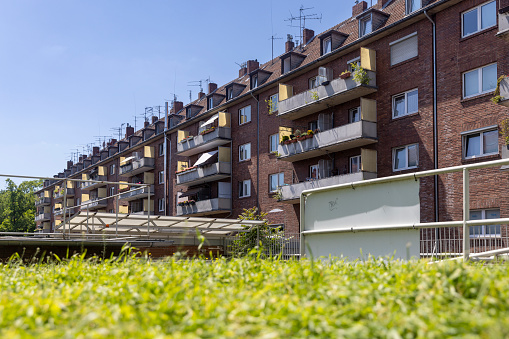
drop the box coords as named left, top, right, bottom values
left=230, top=207, right=284, bottom=257
left=0, top=179, right=42, bottom=232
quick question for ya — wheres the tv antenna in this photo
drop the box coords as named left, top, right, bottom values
left=143, top=107, right=153, bottom=123
left=110, top=123, right=125, bottom=141
left=188, top=80, right=203, bottom=93
left=268, top=34, right=283, bottom=62
left=132, top=115, right=138, bottom=131
left=188, top=90, right=192, bottom=103
left=153, top=105, right=164, bottom=119
left=285, top=6, right=322, bottom=48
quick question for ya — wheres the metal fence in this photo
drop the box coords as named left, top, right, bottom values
left=223, top=232, right=301, bottom=259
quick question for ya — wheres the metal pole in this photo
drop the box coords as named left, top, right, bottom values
left=147, top=184, right=151, bottom=238
left=63, top=180, right=67, bottom=238
left=116, top=191, right=119, bottom=238
left=463, top=168, right=470, bottom=262
left=257, top=225, right=260, bottom=249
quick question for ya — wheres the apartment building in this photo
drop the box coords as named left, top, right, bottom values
left=36, top=0, right=509, bottom=247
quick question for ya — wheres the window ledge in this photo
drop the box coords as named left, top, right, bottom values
left=460, top=26, right=497, bottom=42
left=462, top=153, right=500, bottom=164
left=390, top=56, right=419, bottom=69
left=392, top=111, right=420, bottom=121
left=392, top=166, right=419, bottom=173
left=461, top=92, right=494, bottom=103
left=238, top=195, right=251, bottom=200
left=239, top=121, right=252, bottom=127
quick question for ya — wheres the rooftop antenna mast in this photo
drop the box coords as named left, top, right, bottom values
left=132, top=115, right=138, bottom=131
left=142, top=107, right=153, bottom=123
left=188, top=80, right=203, bottom=95
left=285, top=6, right=322, bottom=48
left=188, top=90, right=192, bottom=103
left=154, top=105, right=164, bottom=119
left=268, top=34, right=283, bottom=63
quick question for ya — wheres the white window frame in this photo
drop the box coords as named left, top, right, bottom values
left=461, top=1, right=496, bottom=38
left=469, top=209, right=501, bottom=238
left=208, top=97, right=214, bottom=110
left=392, top=88, right=419, bottom=118
left=461, top=126, right=499, bottom=159
left=359, top=14, right=372, bottom=37
left=349, top=106, right=361, bottom=123
left=239, top=143, right=251, bottom=162
left=110, top=164, right=115, bottom=175
left=269, top=172, right=284, bottom=192
left=392, top=144, right=419, bottom=171
left=159, top=171, right=164, bottom=184
left=109, top=186, right=115, bottom=197
left=159, top=143, right=164, bottom=156
left=239, top=105, right=251, bottom=125
left=462, top=63, right=497, bottom=99
left=283, top=57, right=291, bottom=74
left=239, top=179, right=251, bottom=198
left=158, top=198, right=165, bottom=212
left=389, top=32, right=418, bottom=66
left=350, top=155, right=361, bottom=173
left=227, top=87, right=234, bottom=100
left=322, top=37, right=332, bottom=55
left=309, top=164, right=319, bottom=179
left=405, top=0, right=422, bottom=15
left=269, top=93, right=279, bottom=113
left=269, top=133, right=279, bottom=153
left=252, top=74, right=258, bottom=89
left=347, top=57, right=360, bottom=72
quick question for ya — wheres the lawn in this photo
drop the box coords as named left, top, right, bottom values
left=1, top=252, right=508, bottom=338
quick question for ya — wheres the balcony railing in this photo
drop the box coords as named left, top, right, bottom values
left=497, top=10, right=509, bottom=40
left=119, top=157, right=155, bottom=177
left=176, top=162, right=231, bottom=186
left=496, top=77, right=509, bottom=107
left=277, top=121, right=377, bottom=162
left=35, top=213, right=51, bottom=222
left=177, top=127, right=231, bottom=157
left=119, top=185, right=155, bottom=202
left=81, top=198, right=108, bottom=211
left=176, top=198, right=232, bottom=216
left=279, top=172, right=377, bottom=204
left=35, top=197, right=51, bottom=206
left=278, top=71, right=377, bottom=120
left=53, top=188, right=75, bottom=200
left=81, top=176, right=108, bottom=191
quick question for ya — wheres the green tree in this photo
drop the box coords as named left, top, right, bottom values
left=0, top=179, right=42, bottom=232
left=230, top=207, right=284, bottom=257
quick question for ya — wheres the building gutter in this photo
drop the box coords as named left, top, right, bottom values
left=250, top=92, right=260, bottom=211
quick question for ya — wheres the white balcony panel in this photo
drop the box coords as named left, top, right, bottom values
left=119, top=185, right=155, bottom=202
left=177, top=127, right=231, bottom=156
left=176, top=198, right=232, bottom=217
left=81, top=176, right=108, bottom=191
left=176, top=162, right=231, bottom=186
left=119, top=158, right=155, bottom=177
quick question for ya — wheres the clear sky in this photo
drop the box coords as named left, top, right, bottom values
left=0, top=0, right=352, bottom=188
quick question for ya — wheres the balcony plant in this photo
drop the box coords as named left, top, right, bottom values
left=500, top=119, right=509, bottom=146
left=281, top=135, right=290, bottom=144
left=491, top=75, right=507, bottom=104
left=265, top=97, right=277, bottom=115
left=199, top=126, right=216, bottom=136
left=340, top=70, right=351, bottom=79
left=352, top=63, right=371, bottom=86
left=310, top=91, right=319, bottom=101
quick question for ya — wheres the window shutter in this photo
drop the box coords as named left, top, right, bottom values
left=391, top=34, right=418, bottom=66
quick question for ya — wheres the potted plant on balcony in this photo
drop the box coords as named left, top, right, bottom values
left=288, top=134, right=297, bottom=143
left=281, top=135, right=290, bottom=145
left=200, top=126, right=216, bottom=136
left=352, top=63, right=371, bottom=86
left=340, top=69, right=351, bottom=79
left=491, top=75, right=507, bottom=104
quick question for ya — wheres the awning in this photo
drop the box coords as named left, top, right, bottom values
left=179, top=187, right=205, bottom=198
left=121, top=156, right=135, bottom=165
left=193, top=151, right=218, bottom=167
left=200, top=114, right=219, bottom=128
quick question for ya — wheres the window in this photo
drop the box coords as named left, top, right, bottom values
left=309, top=165, right=319, bottom=179
left=208, top=97, right=214, bottom=110
left=359, top=15, right=372, bottom=37
left=406, top=0, right=421, bottom=14
left=227, top=87, right=234, bottom=100
left=158, top=198, right=165, bottom=212
left=269, top=172, right=284, bottom=192
left=349, top=107, right=361, bottom=123
left=159, top=143, right=164, bottom=156
left=268, top=93, right=278, bottom=113
left=393, top=144, right=418, bottom=171
left=269, top=133, right=279, bottom=153
left=110, top=164, right=115, bottom=175
left=239, top=143, right=251, bottom=161
left=462, top=1, right=496, bottom=38
left=322, top=37, right=332, bottom=55
left=462, top=127, right=498, bottom=159
left=393, top=89, right=418, bottom=118
left=390, top=33, right=418, bottom=66
left=347, top=57, right=360, bottom=72
left=239, top=179, right=251, bottom=198
left=109, top=187, right=115, bottom=197
left=470, top=209, right=500, bottom=237
left=252, top=74, right=258, bottom=89
left=463, top=63, right=497, bottom=98
left=159, top=171, right=164, bottom=184
left=309, top=121, right=318, bottom=132
left=239, top=106, right=251, bottom=125
left=283, top=57, right=291, bottom=73
left=350, top=155, right=361, bottom=173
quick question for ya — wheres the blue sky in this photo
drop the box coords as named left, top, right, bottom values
left=0, top=0, right=352, bottom=188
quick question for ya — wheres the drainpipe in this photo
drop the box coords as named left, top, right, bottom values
left=249, top=92, right=260, bottom=211
left=424, top=10, right=439, bottom=249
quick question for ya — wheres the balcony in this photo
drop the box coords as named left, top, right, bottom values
left=35, top=197, right=51, bottom=207
left=496, top=77, right=509, bottom=107
left=277, top=121, right=377, bottom=162
left=81, top=198, right=108, bottom=211
left=54, top=188, right=75, bottom=200
left=119, top=185, right=155, bottom=202
left=279, top=172, right=377, bottom=204
left=119, top=157, right=155, bottom=177
left=176, top=162, right=231, bottom=186
left=497, top=9, right=509, bottom=40
left=278, top=71, right=377, bottom=120
left=35, top=213, right=51, bottom=222
left=54, top=208, right=63, bottom=216
left=176, top=198, right=232, bottom=217
left=81, top=176, right=107, bottom=191
left=177, top=127, right=231, bottom=157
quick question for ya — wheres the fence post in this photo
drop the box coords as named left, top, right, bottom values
left=463, top=168, right=470, bottom=262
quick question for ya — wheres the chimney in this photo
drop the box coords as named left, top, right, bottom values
left=67, top=160, right=73, bottom=169
left=353, top=1, right=367, bottom=16
left=247, top=60, right=259, bottom=74
left=144, top=121, right=149, bottom=128
left=198, top=91, right=205, bottom=100
left=239, top=65, right=247, bottom=78
left=208, top=82, right=217, bottom=94
left=378, top=0, right=390, bottom=6
left=285, top=34, right=295, bottom=52
left=92, top=147, right=99, bottom=155
left=82, top=155, right=87, bottom=160
left=79, top=156, right=83, bottom=162
left=171, top=101, right=184, bottom=113
left=110, top=138, right=117, bottom=145
left=125, top=125, right=134, bottom=138
left=303, top=29, right=315, bottom=45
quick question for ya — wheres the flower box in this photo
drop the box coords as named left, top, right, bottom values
left=339, top=72, right=351, bottom=79
left=200, top=127, right=216, bottom=136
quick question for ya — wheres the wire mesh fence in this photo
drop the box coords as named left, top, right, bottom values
left=223, top=232, right=301, bottom=259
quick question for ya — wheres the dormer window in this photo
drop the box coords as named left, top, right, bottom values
left=359, top=15, right=372, bottom=37
left=280, top=51, right=306, bottom=74
left=322, top=37, right=332, bottom=54
left=186, top=107, right=194, bottom=119
left=227, top=87, right=234, bottom=100
left=283, top=58, right=291, bottom=73
left=208, top=97, right=214, bottom=110
left=249, top=69, right=272, bottom=89
left=225, top=83, right=246, bottom=101
left=406, top=0, right=421, bottom=14
left=185, top=104, right=203, bottom=119
left=251, top=74, right=258, bottom=89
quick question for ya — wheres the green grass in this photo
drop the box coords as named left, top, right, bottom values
left=1, top=252, right=509, bottom=338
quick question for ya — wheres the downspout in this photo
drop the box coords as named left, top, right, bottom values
left=164, top=102, right=169, bottom=216
left=424, top=10, right=440, bottom=250
left=249, top=92, right=260, bottom=211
